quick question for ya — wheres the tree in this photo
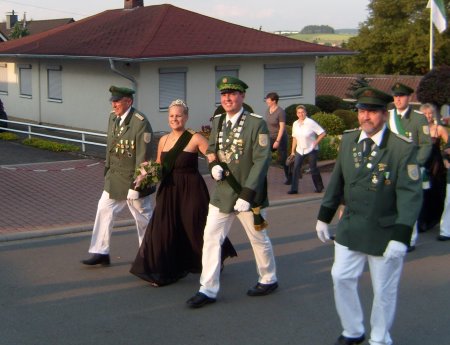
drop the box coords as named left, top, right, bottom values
left=9, top=22, right=29, bottom=39
left=416, top=65, right=450, bottom=112
left=316, top=55, right=351, bottom=74
left=317, top=0, right=450, bottom=75
left=346, top=76, right=370, bottom=98
left=301, top=25, right=335, bottom=34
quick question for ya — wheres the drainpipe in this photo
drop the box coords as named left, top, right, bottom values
left=38, top=60, right=42, bottom=124
left=109, top=58, right=138, bottom=106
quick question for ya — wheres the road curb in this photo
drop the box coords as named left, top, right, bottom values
left=0, top=196, right=322, bottom=243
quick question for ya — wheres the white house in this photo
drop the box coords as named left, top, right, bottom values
left=0, top=0, right=352, bottom=133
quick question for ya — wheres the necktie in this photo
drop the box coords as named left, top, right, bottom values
left=115, top=117, right=121, bottom=133
left=225, top=120, right=232, bottom=137
left=362, top=138, right=374, bottom=158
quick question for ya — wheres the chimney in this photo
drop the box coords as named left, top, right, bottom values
left=6, top=10, right=18, bottom=30
left=124, top=0, right=144, bottom=9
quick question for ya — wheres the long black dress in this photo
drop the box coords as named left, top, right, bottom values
left=130, top=150, right=236, bottom=286
left=418, top=136, right=446, bottom=232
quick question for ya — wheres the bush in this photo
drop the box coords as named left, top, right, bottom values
left=333, top=109, right=359, bottom=130
left=285, top=103, right=321, bottom=126
left=311, top=112, right=345, bottom=135
left=417, top=65, right=450, bottom=109
left=318, top=135, right=341, bottom=160
left=22, top=138, right=80, bottom=152
left=315, top=95, right=349, bottom=113
left=0, top=132, right=19, bottom=140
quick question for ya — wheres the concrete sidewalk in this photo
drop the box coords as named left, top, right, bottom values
left=0, top=157, right=332, bottom=241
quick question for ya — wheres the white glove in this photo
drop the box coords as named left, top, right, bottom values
left=316, top=220, right=330, bottom=243
left=383, top=240, right=407, bottom=259
left=211, top=165, right=223, bottom=181
left=234, top=198, right=251, bottom=212
left=127, top=189, right=140, bottom=200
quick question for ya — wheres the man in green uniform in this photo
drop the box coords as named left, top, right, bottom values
left=388, top=82, right=432, bottom=250
left=186, top=76, right=278, bottom=308
left=316, top=87, right=422, bottom=345
left=82, top=86, right=154, bottom=266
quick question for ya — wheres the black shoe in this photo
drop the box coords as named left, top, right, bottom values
left=186, top=292, right=216, bottom=308
left=81, top=254, right=110, bottom=266
left=247, top=282, right=278, bottom=296
left=407, top=245, right=416, bottom=253
left=334, top=334, right=365, bottom=345
left=437, top=235, right=450, bottom=241
left=418, top=222, right=428, bottom=233
left=287, top=190, right=298, bottom=194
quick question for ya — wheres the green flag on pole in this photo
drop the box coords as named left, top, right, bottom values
left=427, top=0, right=447, bottom=33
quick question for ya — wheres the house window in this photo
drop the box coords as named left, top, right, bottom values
left=19, top=64, right=32, bottom=97
left=47, top=65, right=62, bottom=102
left=159, top=67, right=187, bottom=110
left=0, top=63, right=7, bottom=94
left=215, top=66, right=239, bottom=105
left=264, top=64, right=303, bottom=98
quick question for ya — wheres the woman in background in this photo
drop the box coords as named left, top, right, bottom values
left=288, top=105, right=326, bottom=194
left=265, top=92, right=290, bottom=184
left=418, top=103, right=448, bottom=232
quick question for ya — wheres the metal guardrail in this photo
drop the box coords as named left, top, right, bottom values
left=0, top=119, right=106, bottom=152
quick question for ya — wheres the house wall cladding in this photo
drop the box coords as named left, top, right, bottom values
left=0, top=56, right=316, bottom=133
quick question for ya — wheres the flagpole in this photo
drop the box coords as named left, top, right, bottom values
left=430, top=2, right=434, bottom=70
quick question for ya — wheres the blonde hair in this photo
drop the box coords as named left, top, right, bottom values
left=168, top=99, right=189, bottom=115
left=419, top=103, right=437, bottom=115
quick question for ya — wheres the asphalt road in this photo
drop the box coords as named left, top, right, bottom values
left=0, top=202, right=449, bottom=345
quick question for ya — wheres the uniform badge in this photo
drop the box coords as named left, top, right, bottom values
left=144, top=132, right=152, bottom=143
left=407, top=164, right=419, bottom=181
left=259, top=134, right=268, bottom=147
left=423, top=125, right=430, bottom=135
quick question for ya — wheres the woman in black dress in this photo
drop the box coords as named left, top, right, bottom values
left=130, top=100, right=236, bottom=286
left=418, top=103, right=448, bottom=232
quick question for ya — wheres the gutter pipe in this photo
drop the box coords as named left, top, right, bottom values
left=108, top=58, right=138, bottom=105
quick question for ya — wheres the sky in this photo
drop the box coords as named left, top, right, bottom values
left=0, top=0, right=370, bottom=32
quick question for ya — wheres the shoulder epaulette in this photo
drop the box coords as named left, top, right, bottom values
left=413, top=110, right=423, bottom=115
left=249, top=112, right=262, bottom=119
left=395, top=133, right=413, bottom=143
left=343, top=128, right=359, bottom=134
left=134, top=113, right=144, bottom=121
left=213, top=113, right=223, bottom=118
left=110, top=111, right=115, bottom=115
left=187, top=128, right=196, bottom=135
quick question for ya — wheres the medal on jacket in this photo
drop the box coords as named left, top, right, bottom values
left=371, top=173, right=379, bottom=184
left=218, top=113, right=246, bottom=163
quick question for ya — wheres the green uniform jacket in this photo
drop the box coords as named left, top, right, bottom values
left=388, top=108, right=432, bottom=166
left=207, top=111, right=271, bottom=213
left=104, top=107, right=153, bottom=200
left=318, top=129, right=422, bottom=256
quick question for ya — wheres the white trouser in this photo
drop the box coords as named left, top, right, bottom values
left=88, top=191, right=153, bottom=255
left=199, top=204, right=277, bottom=298
left=440, top=184, right=450, bottom=237
left=410, top=221, right=418, bottom=246
left=332, top=242, right=404, bottom=345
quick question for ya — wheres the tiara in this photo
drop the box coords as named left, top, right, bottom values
left=169, top=99, right=188, bottom=110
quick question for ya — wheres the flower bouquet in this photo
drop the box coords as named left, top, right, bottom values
left=133, top=160, right=161, bottom=190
